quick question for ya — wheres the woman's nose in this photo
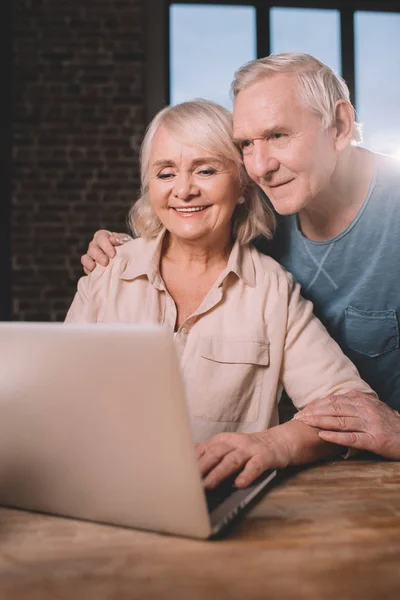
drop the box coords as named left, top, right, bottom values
left=173, top=174, right=199, bottom=200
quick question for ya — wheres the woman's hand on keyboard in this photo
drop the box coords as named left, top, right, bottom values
left=196, top=431, right=288, bottom=489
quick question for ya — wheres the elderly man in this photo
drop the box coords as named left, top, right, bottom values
left=81, top=53, right=400, bottom=460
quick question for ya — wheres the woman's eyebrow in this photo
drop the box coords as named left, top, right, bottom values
left=152, top=157, right=223, bottom=169
left=191, top=157, right=223, bottom=167
left=152, top=159, right=175, bottom=168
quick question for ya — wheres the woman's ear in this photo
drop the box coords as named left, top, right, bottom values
left=333, top=100, right=355, bottom=151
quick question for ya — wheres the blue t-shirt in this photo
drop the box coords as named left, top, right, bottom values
left=256, top=152, right=400, bottom=410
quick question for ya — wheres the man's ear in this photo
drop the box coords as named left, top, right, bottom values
left=332, top=100, right=354, bottom=151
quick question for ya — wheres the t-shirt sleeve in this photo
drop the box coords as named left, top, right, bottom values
left=280, top=273, right=376, bottom=409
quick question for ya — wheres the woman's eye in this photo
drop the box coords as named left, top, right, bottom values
left=157, top=172, right=174, bottom=179
left=198, top=168, right=216, bottom=176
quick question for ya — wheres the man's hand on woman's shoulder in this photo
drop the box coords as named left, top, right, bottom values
left=81, top=230, right=132, bottom=275
left=294, top=390, right=400, bottom=460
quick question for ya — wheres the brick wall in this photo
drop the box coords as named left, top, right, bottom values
left=13, top=0, right=146, bottom=321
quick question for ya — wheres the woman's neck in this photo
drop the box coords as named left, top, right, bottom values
left=161, top=232, right=233, bottom=273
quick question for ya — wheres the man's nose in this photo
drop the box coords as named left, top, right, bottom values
left=173, top=174, right=199, bottom=200
left=248, top=141, right=280, bottom=179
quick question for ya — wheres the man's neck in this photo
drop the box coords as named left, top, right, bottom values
left=298, top=147, right=375, bottom=241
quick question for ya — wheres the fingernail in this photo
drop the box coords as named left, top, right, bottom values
left=116, top=235, right=131, bottom=244
left=293, top=413, right=301, bottom=419
left=235, top=477, right=245, bottom=486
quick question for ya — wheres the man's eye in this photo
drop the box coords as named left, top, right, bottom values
left=157, top=172, right=174, bottom=179
left=272, top=133, right=286, bottom=140
left=239, top=140, right=253, bottom=154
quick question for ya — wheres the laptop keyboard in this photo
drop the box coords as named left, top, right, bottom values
left=204, top=473, right=239, bottom=513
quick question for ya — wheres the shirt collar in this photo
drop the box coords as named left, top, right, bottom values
left=119, top=229, right=256, bottom=288
left=217, top=238, right=256, bottom=288
left=119, top=229, right=166, bottom=288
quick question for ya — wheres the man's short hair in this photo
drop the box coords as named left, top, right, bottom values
left=231, top=52, right=362, bottom=143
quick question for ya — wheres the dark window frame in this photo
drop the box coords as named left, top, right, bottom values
left=146, top=0, right=400, bottom=120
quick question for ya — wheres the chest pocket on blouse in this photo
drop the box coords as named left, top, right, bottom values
left=345, top=306, right=399, bottom=357
left=193, top=338, right=269, bottom=423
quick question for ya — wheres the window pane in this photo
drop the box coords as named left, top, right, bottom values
left=270, top=7, right=341, bottom=75
left=355, top=12, right=400, bottom=157
left=170, top=4, right=256, bottom=109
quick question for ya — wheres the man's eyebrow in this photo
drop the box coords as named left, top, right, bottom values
left=233, top=126, right=286, bottom=144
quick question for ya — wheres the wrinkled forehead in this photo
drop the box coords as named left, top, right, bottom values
left=232, top=73, right=306, bottom=136
left=149, top=122, right=238, bottom=170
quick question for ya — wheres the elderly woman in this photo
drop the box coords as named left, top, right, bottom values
left=66, top=99, right=375, bottom=489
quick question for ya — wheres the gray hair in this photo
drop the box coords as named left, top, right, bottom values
left=231, top=52, right=362, bottom=143
left=129, top=99, right=276, bottom=244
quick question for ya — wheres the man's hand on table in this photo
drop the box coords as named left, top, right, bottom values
left=81, top=230, right=132, bottom=275
left=293, top=390, right=400, bottom=460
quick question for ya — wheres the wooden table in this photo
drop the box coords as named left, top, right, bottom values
left=0, top=457, right=399, bottom=600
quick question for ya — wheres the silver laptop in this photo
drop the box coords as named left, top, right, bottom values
left=0, top=322, right=276, bottom=539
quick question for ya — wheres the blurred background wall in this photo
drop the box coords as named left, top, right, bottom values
left=11, top=0, right=145, bottom=321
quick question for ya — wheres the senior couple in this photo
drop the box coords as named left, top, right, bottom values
left=67, top=53, right=400, bottom=488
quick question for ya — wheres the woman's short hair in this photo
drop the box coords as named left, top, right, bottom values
left=129, top=99, right=276, bottom=244
left=231, top=52, right=362, bottom=143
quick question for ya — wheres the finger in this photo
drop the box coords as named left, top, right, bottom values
left=318, top=430, right=374, bottom=451
left=110, top=233, right=132, bottom=245
left=234, top=453, right=269, bottom=488
left=299, top=391, right=375, bottom=412
left=297, top=395, right=338, bottom=410
left=195, top=443, right=205, bottom=459
left=81, top=254, right=96, bottom=274
left=93, top=237, right=117, bottom=260
left=295, top=414, right=367, bottom=432
left=198, top=442, right=232, bottom=478
left=87, top=241, right=113, bottom=266
left=203, top=449, right=248, bottom=489
left=295, top=399, right=364, bottom=419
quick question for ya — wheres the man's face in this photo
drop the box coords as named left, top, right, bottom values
left=233, top=73, right=338, bottom=215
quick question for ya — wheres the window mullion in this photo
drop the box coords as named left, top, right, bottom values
left=256, top=2, right=270, bottom=59
left=340, top=8, right=356, bottom=108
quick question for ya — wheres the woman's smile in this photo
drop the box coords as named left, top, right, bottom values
left=171, top=205, right=211, bottom=216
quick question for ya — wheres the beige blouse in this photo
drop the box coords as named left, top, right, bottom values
left=66, top=231, right=374, bottom=442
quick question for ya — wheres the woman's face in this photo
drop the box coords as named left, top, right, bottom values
left=148, top=125, right=241, bottom=245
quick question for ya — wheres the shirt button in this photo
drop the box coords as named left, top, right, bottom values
left=181, top=327, right=188, bottom=335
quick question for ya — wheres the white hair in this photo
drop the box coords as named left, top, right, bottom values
left=231, top=52, right=362, bottom=143
left=129, top=99, right=276, bottom=244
